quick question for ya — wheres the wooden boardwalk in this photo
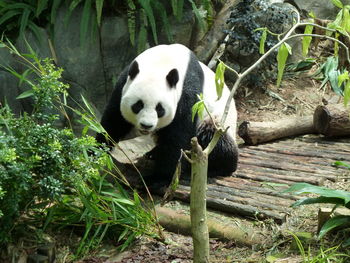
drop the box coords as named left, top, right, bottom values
left=174, top=136, right=350, bottom=223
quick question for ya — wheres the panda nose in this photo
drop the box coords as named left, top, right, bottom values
left=140, top=123, right=153, bottom=130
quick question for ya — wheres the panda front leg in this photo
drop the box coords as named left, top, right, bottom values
left=145, top=126, right=192, bottom=190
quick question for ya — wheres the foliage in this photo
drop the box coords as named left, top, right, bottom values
left=0, top=0, right=213, bottom=52
left=288, top=232, right=350, bottom=263
left=0, top=42, right=156, bottom=255
left=285, top=183, right=350, bottom=244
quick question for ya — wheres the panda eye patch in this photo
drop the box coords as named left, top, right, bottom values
left=156, top=103, right=165, bottom=118
left=131, top=100, right=144, bottom=114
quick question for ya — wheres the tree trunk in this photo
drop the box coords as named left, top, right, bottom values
left=190, top=137, right=209, bottom=263
left=238, top=115, right=315, bottom=145
left=313, top=104, right=350, bottom=137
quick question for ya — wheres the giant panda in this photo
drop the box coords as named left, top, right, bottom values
left=96, top=43, right=238, bottom=188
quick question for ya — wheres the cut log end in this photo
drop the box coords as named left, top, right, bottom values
left=313, top=104, right=350, bottom=137
left=313, top=106, right=331, bottom=134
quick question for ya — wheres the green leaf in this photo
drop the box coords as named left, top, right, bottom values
left=331, top=0, right=344, bottom=9
left=338, top=70, right=349, bottom=87
left=276, top=43, right=291, bottom=87
left=215, top=61, right=225, bottom=100
left=19, top=8, right=32, bottom=37
left=137, top=24, right=147, bottom=53
left=126, top=0, right=136, bottom=46
left=342, top=7, right=350, bottom=32
left=16, top=90, right=34, bottom=99
left=139, top=0, right=158, bottom=44
left=292, top=196, right=346, bottom=208
left=36, top=0, right=48, bottom=17
left=318, top=215, right=350, bottom=239
left=302, top=24, right=313, bottom=57
left=171, top=0, right=184, bottom=21
left=80, top=0, right=91, bottom=46
left=285, top=183, right=350, bottom=204
left=51, top=0, right=62, bottom=23
left=153, top=2, right=173, bottom=42
left=192, top=95, right=204, bottom=122
left=189, top=0, right=206, bottom=31
left=95, top=0, right=104, bottom=27
left=0, top=10, right=21, bottom=27
left=259, top=28, right=267, bottom=55
left=344, top=81, right=350, bottom=106
left=69, top=0, right=82, bottom=11
left=333, top=160, right=350, bottom=169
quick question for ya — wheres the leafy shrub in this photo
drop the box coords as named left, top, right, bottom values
left=285, top=183, right=350, bottom=246
left=0, top=0, right=212, bottom=51
left=0, top=44, right=156, bottom=255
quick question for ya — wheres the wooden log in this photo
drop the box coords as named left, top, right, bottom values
left=238, top=115, right=316, bottom=145
left=155, top=206, right=266, bottom=246
left=313, top=104, right=350, bottom=137
left=174, top=187, right=286, bottom=223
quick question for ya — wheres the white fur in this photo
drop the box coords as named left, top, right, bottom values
left=120, top=44, right=191, bottom=135
left=200, top=62, right=237, bottom=138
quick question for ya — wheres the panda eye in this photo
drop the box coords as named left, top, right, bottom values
left=131, top=100, right=144, bottom=114
left=156, top=103, right=165, bottom=118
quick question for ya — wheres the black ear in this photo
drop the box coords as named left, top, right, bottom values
left=128, top=61, right=139, bottom=80
left=166, top=68, right=179, bottom=88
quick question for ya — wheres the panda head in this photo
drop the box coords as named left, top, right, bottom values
left=120, top=60, right=180, bottom=135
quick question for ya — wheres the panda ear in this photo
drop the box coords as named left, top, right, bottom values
left=166, top=68, right=179, bottom=88
left=128, top=61, right=139, bottom=80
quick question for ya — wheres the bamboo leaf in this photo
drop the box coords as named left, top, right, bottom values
left=16, top=90, right=34, bottom=99
left=171, top=0, right=184, bottom=21
left=259, top=28, right=267, bottom=55
left=344, top=81, right=350, bottom=106
left=69, top=0, right=82, bottom=11
left=139, top=0, right=158, bottom=44
left=338, top=70, right=349, bottom=87
left=126, top=0, right=136, bottom=46
left=302, top=24, right=313, bottom=57
left=137, top=10, right=148, bottom=53
left=51, top=0, right=62, bottom=23
left=0, top=10, right=21, bottom=27
left=19, top=8, right=32, bottom=37
left=318, top=215, right=350, bottom=239
left=276, top=43, right=291, bottom=87
left=215, top=61, right=225, bottom=100
left=331, top=0, right=344, bottom=9
left=80, top=0, right=91, bottom=46
left=153, top=1, right=173, bottom=42
left=36, top=0, right=48, bottom=17
left=285, top=183, right=350, bottom=204
left=342, top=7, right=350, bottom=32
left=95, top=0, right=104, bottom=27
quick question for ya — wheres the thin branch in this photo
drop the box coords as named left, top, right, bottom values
left=286, top=33, right=350, bottom=64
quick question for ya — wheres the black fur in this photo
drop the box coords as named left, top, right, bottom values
left=166, top=68, right=179, bottom=88
left=196, top=118, right=238, bottom=177
left=128, top=61, right=139, bottom=80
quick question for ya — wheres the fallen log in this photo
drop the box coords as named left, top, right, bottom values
left=238, top=115, right=316, bottom=145
left=155, top=206, right=267, bottom=247
left=313, top=104, right=350, bottom=137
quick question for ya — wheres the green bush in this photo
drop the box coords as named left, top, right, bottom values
left=0, top=46, right=156, bottom=255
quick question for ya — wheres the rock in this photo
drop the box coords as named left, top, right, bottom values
left=294, top=0, right=350, bottom=19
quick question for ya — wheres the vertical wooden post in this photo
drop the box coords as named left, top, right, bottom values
left=190, top=137, right=210, bottom=263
